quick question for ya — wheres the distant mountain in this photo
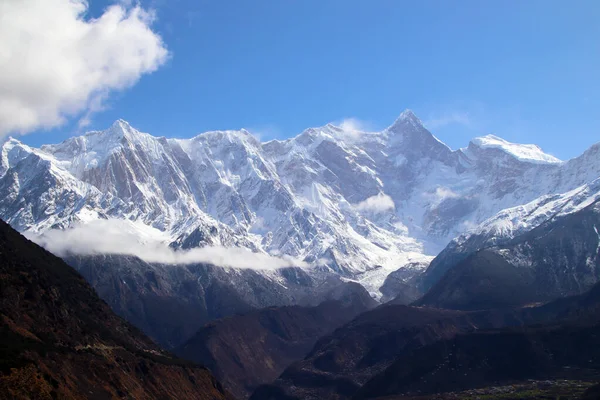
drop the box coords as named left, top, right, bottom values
left=379, top=261, right=428, bottom=304
left=417, top=180, right=600, bottom=309
left=65, top=254, right=371, bottom=349
left=175, top=283, right=376, bottom=399
left=2, top=112, right=598, bottom=296
left=0, top=219, right=231, bottom=399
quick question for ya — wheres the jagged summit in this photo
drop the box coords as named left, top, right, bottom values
left=387, top=109, right=424, bottom=130
left=1, top=135, right=22, bottom=146
left=110, top=118, right=131, bottom=129
left=397, top=109, right=420, bottom=122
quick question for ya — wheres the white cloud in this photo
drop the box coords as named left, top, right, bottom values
left=424, top=112, right=472, bottom=130
left=25, top=219, right=307, bottom=270
left=338, top=118, right=369, bottom=133
left=333, top=118, right=373, bottom=141
left=391, top=221, right=409, bottom=235
left=354, top=193, right=395, bottom=214
left=0, top=0, right=169, bottom=137
left=434, top=187, right=459, bottom=200
left=426, top=186, right=461, bottom=208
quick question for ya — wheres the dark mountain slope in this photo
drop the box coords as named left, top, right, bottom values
left=416, top=250, right=537, bottom=310
left=418, top=200, right=600, bottom=310
left=250, top=304, right=528, bottom=400
left=252, top=282, right=600, bottom=400
left=0, top=219, right=231, bottom=400
left=379, top=262, right=426, bottom=304
left=66, top=254, right=372, bottom=350
left=355, top=323, right=600, bottom=399
left=176, top=284, right=376, bottom=399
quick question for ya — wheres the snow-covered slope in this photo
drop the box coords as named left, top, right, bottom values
left=1, top=111, right=598, bottom=296
left=469, top=134, right=562, bottom=164
left=464, top=177, right=600, bottom=241
left=421, top=178, right=600, bottom=291
left=418, top=179, right=600, bottom=308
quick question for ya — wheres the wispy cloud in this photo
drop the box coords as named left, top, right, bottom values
left=426, top=186, right=461, bottom=208
left=246, top=124, right=282, bottom=142
left=434, top=186, right=459, bottom=200
left=186, top=10, right=199, bottom=27
left=338, top=117, right=372, bottom=133
left=26, top=219, right=308, bottom=270
left=330, top=117, right=376, bottom=142
left=424, top=112, right=473, bottom=130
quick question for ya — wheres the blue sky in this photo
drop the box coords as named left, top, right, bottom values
left=20, top=0, right=600, bottom=160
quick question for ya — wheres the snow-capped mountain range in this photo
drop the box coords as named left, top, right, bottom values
left=1, top=110, right=599, bottom=294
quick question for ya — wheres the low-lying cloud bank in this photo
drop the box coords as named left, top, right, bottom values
left=26, top=219, right=308, bottom=270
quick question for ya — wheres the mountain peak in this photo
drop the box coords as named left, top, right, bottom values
left=387, top=109, right=426, bottom=133
left=1, top=135, right=24, bottom=149
left=469, top=134, right=562, bottom=165
left=105, top=118, right=134, bottom=138
left=398, top=109, right=420, bottom=122
left=112, top=118, right=130, bottom=127
left=80, top=119, right=152, bottom=146
left=384, top=109, right=452, bottom=156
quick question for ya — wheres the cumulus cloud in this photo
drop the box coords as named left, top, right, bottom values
left=0, top=0, right=169, bottom=137
left=25, top=219, right=307, bottom=270
left=354, top=193, right=395, bottom=214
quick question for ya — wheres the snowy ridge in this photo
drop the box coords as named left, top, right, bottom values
left=1, top=110, right=599, bottom=296
left=456, top=177, right=600, bottom=246
left=469, top=134, right=562, bottom=165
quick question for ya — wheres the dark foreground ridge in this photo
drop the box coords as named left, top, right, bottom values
left=0, top=219, right=232, bottom=399
left=175, top=283, right=376, bottom=399
left=252, top=284, right=600, bottom=400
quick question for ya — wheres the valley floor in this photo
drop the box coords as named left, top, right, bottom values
left=382, top=379, right=598, bottom=400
